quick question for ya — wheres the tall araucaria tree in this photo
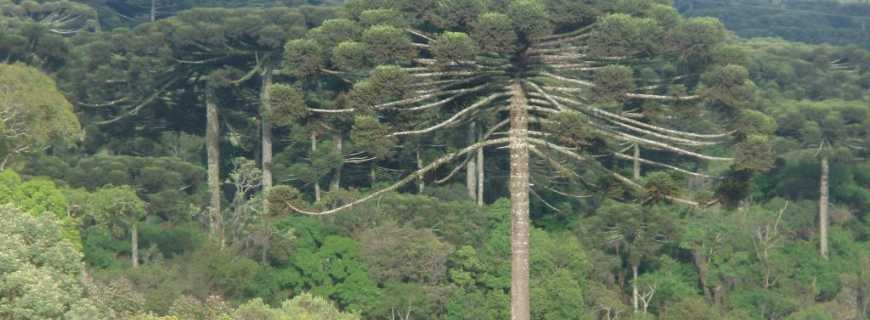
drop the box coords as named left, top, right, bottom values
left=273, top=1, right=773, bottom=319
left=66, top=7, right=309, bottom=246
left=773, top=99, right=869, bottom=259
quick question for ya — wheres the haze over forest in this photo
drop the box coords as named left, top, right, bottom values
left=1, top=0, right=869, bottom=319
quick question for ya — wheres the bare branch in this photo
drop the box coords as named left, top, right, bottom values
left=613, top=152, right=715, bottom=179
left=389, top=92, right=508, bottom=137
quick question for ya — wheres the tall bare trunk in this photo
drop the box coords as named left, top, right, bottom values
left=261, top=69, right=273, bottom=212
left=332, top=134, right=343, bottom=191
left=819, top=155, right=829, bottom=260
left=632, top=264, right=639, bottom=313
left=206, top=92, right=223, bottom=247
left=633, top=144, right=641, bottom=180
left=509, top=82, right=530, bottom=320
left=131, top=223, right=139, bottom=268
left=467, top=122, right=478, bottom=201
left=311, top=132, right=321, bottom=202
left=477, top=129, right=485, bottom=206
left=149, top=0, right=156, bottom=22
left=417, top=147, right=425, bottom=193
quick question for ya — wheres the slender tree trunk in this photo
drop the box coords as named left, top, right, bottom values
left=509, top=82, right=530, bottom=320
left=691, top=249, right=713, bottom=301
left=332, top=134, right=343, bottom=191
left=370, top=162, right=377, bottom=186
left=311, top=132, right=321, bottom=202
left=467, top=122, right=478, bottom=201
left=632, top=264, right=639, bottom=313
left=820, top=155, right=829, bottom=260
left=477, top=128, right=485, bottom=206
left=206, top=92, right=223, bottom=247
left=261, top=69, right=273, bottom=212
left=0, top=154, right=11, bottom=171
left=149, top=0, right=156, bottom=22
left=131, top=222, right=139, bottom=268
left=417, top=147, right=425, bottom=193
left=633, top=144, right=641, bottom=180
left=858, top=264, right=867, bottom=320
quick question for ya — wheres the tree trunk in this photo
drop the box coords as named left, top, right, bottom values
left=131, top=223, right=139, bottom=268
left=311, top=132, right=321, bottom=202
left=819, top=155, right=829, bottom=260
left=261, top=69, right=273, bottom=212
left=633, top=144, right=641, bottom=180
left=332, top=134, right=343, bottom=191
left=509, top=82, right=530, bottom=320
left=632, top=264, right=639, bottom=313
left=417, top=147, right=425, bottom=193
left=149, top=0, right=156, bottom=22
left=477, top=128, right=485, bottom=206
left=858, top=267, right=867, bottom=320
left=206, top=92, right=223, bottom=247
left=467, top=122, right=478, bottom=201
left=370, top=162, right=377, bottom=186
left=691, top=249, right=712, bottom=301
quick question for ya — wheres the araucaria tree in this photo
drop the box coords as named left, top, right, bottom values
left=275, top=1, right=772, bottom=319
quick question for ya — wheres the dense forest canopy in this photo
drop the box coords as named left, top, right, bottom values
left=676, top=0, right=870, bottom=48
left=0, top=0, right=868, bottom=319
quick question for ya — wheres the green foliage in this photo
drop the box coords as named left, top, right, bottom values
left=588, top=14, right=662, bottom=57
left=0, top=63, right=82, bottom=168
left=357, top=221, right=452, bottom=283
left=332, top=41, right=369, bottom=71
left=666, top=17, right=728, bottom=65
left=432, top=32, right=479, bottom=63
left=281, top=293, right=360, bottom=320
left=701, top=64, right=755, bottom=108
left=0, top=204, right=88, bottom=319
left=506, top=0, right=551, bottom=39
left=284, top=39, right=325, bottom=78
left=308, top=19, right=361, bottom=49
left=433, top=0, right=485, bottom=29
left=80, top=185, right=147, bottom=230
left=361, top=25, right=415, bottom=65
left=591, top=65, right=636, bottom=102
left=734, top=135, right=776, bottom=171
left=269, top=84, right=308, bottom=124
left=0, top=170, right=81, bottom=249
left=471, top=12, right=516, bottom=54
left=358, top=9, right=408, bottom=28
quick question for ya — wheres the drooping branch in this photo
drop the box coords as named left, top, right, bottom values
left=96, top=77, right=181, bottom=125
left=529, top=82, right=719, bottom=147
left=624, top=93, right=701, bottom=101
left=389, top=92, right=509, bottom=137
left=611, top=172, right=700, bottom=207
left=283, top=138, right=510, bottom=216
left=539, top=71, right=596, bottom=87
left=612, top=152, right=715, bottom=179
left=541, top=92, right=733, bottom=140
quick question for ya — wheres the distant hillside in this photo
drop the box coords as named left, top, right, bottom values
left=675, top=0, right=870, bottom=48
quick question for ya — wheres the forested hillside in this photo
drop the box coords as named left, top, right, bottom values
left=676, top=0, right=870, bottom=48
left=1, top=0, right=869, bottom=319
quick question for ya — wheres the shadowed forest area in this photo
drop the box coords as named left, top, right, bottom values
left=0, top=0, right=869, bottom=319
